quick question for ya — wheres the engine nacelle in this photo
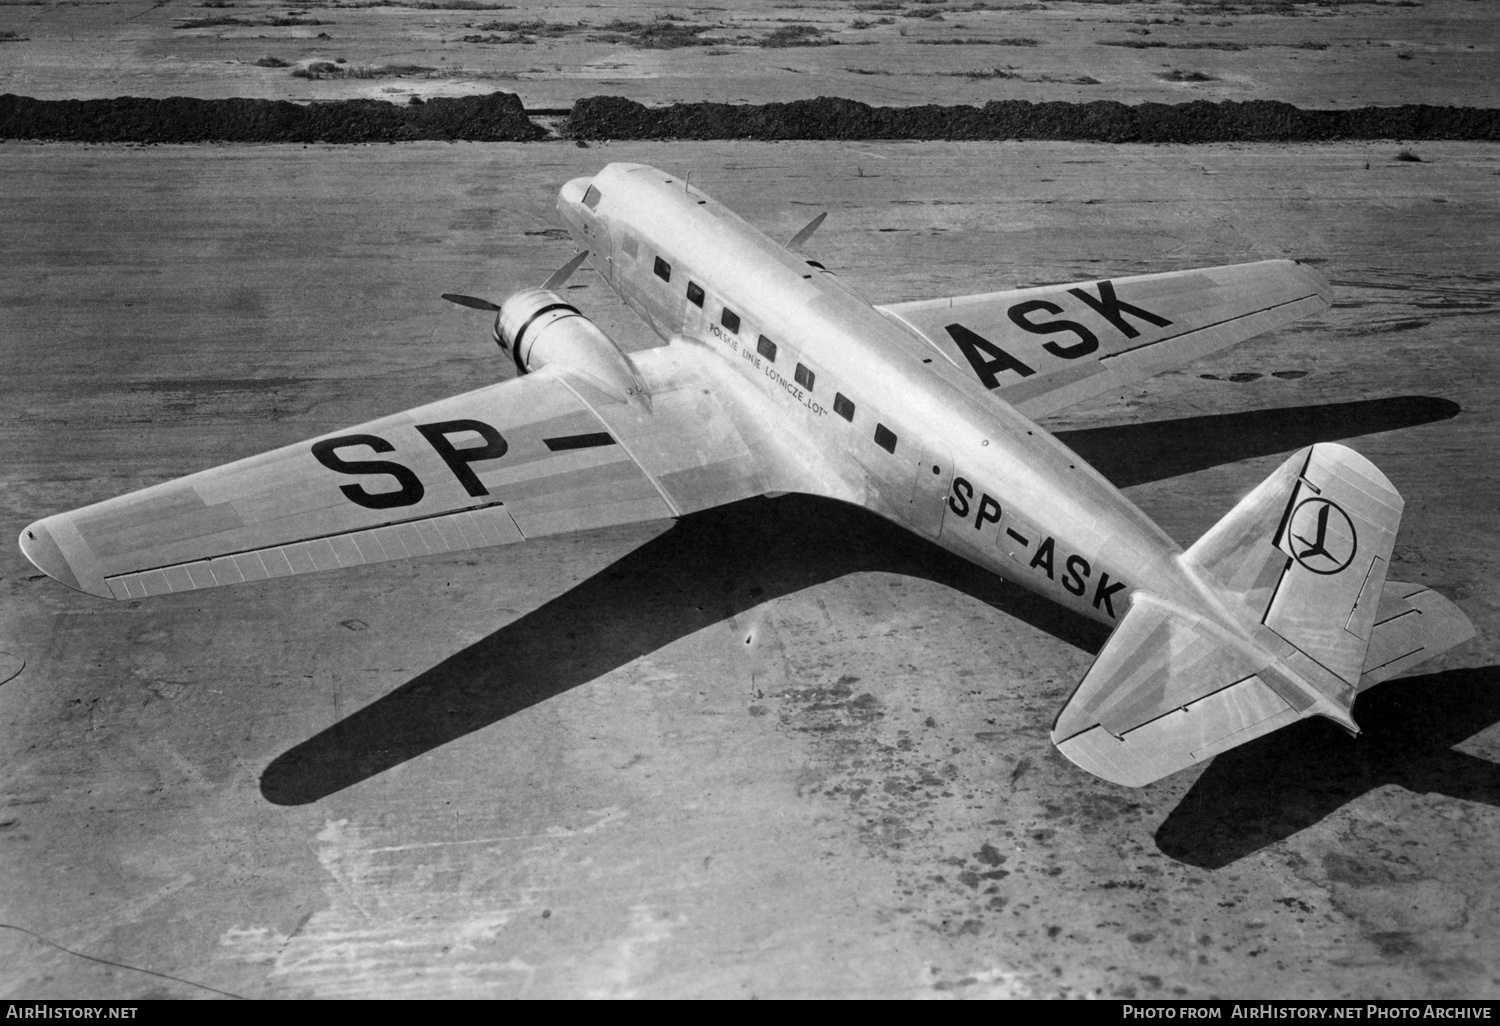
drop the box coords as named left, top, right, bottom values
left=496, top=287, right=650, bottom=406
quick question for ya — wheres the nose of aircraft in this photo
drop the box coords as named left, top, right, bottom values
left=556, top=176, right=592, bottom=233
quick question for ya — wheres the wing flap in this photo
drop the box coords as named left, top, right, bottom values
left=877, top=259, right=1330, bottom=418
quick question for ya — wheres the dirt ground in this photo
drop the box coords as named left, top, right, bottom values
left=0, top=139, right=1496, bottom=999
left=0, top=0, right=1493, bottom=111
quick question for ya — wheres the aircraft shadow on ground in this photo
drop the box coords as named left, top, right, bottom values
left=260, top=494, right=1109, bottom=806
left=260, top=394, right=1463, bottom=807
left=1156, top=665, right=1500, bottom=870
left=1055, top=395, right=1460, bottom=489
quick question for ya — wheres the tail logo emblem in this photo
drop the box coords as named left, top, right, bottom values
left=1289, top=497, right=1357, bottom=575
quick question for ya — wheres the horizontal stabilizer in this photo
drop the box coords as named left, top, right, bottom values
left=1052, top=593, right=1309, bottom=787
left=1358, top=581, right=1475, bottom=689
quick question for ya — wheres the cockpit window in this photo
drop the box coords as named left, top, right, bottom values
left=583, top=185, right=602, bottom=210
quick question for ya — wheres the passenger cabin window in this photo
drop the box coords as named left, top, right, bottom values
left=757, top=335, right=777, bottom=362
left=721, top=308, right=741, bottom=334
left=687, top=281, right=705, bottom=308
left=583, top=185, right=602, bottom=210
left=874, top=424, right=898, bottom=454
left=622, top=235, right=639, bottom=258
left=794, top=363, right=815, bottom=391
left=654, top=256, right=671, bottom=282
left=834, top=393, right=855, bottom=422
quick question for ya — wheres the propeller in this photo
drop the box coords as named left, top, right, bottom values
left=440, top=293, right=499, bottom=312
left=440, top=248, right=591, bottom=313
left=787, top=212, right=827, bottom=253
left=541, top=249, right=592, bottom=291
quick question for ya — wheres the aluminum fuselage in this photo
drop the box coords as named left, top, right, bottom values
left=559, top=163, right=1209, bottom=629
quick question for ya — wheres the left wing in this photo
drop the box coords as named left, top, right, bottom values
left=21, top=348, right=810, bottom=600
left=877, top=259, right=1330, bottom=418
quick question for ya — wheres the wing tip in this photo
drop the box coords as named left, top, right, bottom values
left=19, top=519, right=85, bottom=595
left=19, top=519, right=115, bottom=598
left=1290, top=258, right=1334, bottom=308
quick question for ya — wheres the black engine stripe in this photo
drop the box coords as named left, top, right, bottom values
left=543, top=432, right=617, bottom=452
left=510, top=302, right=579, bottom=357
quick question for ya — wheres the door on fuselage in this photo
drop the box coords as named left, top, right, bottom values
left=579, top=184, right=613, bottom=285
left=909, top=437, right=954, bottom=539
left=851, top=422, right=951, bottom=540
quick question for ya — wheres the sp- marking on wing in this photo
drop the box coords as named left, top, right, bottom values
left=20, top=351, right=785, bottom=601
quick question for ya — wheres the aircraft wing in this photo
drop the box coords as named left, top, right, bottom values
left=876, top=259, right=1331, bottom=418
left=21, top=349, right=796, bottom=600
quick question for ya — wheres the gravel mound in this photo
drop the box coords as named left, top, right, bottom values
left=0, top=92, right=544, bottom=143
left=567, top=96, right=1500, bottom=143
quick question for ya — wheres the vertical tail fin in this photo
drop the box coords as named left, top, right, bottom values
left=1187, top=443, right=1402, bottom=691
left=1053, top=443, right=1473, bottom=787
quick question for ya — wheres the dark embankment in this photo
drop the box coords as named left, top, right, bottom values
left=0, top=92, right=544, bottom=143
left=567, top=96, right=1500, bottom=143
left=2, top=93, right=1496, bottom=144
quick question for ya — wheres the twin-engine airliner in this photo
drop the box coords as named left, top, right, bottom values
left=20, top=163, right=1473, bottom=787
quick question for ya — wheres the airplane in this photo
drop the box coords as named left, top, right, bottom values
left=18, top=162, right=1475, bottom=788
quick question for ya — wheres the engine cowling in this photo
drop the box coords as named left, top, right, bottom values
left=496, top=287, right=650, bottom=406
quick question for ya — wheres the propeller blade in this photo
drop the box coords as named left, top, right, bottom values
left=442, top=293, right=501, bottom=312
left=787, top=212, right=827, bottom=253
left=541, top=249, right=591, bottom=292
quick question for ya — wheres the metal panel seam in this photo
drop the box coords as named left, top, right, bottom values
left=551, top=372, right=682, bottom=517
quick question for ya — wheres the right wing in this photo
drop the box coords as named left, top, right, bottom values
left=877, top=259, right=1331, bottom=419
left=21, top=348, right=816, bottom=600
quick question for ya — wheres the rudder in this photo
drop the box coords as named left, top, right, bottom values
left=1185, top=443, right=1403, bottom=692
